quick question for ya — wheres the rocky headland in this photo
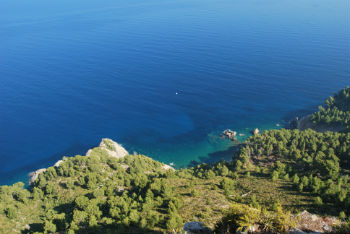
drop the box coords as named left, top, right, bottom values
left=29, top=138, right=173, bottom=184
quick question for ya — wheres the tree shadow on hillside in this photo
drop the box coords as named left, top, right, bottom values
left=22, top=222, right=163, bottom=234
left=279, top=184, right=303, bottom=195
left=277, top=183, right=341, bottom=216
left=21, top=223, right=43, bottom=234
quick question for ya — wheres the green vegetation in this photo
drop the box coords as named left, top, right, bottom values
left=332, top=219, right=350, bottom=233
left=215, top=202, right=296, bottom=233
left=1, top=88, right=349, bottom=234
left=235, top=128, right=350, bottom=215
left=311, top=86, right=350, bottom=129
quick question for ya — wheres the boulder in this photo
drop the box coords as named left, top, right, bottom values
left=295, top=210, right=339, bottom=233
left=253, top=128, right=259, bottom=135
left=183, top=222, right=212, bottom=234
left=221, top=129, right=237, bottom=140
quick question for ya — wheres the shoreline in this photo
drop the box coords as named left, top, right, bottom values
left=1, top=109, right=346, bottom=186
left=291, top=114, right=346, bottom=133
left=1, top=122, right=284, bottom=186
left=0, top=118, right=295, bottom=186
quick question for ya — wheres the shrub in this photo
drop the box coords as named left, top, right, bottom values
left=191, top=189, right=199, bottom=197
left=214, top=203, right=296, bottom=234
left=315, top=197, right=323, bottom=205
left=271, top=170, right=279, bottom=182
left=214, top=203, right=260, bottom=233
left=5, top=206, right=17, bottom=219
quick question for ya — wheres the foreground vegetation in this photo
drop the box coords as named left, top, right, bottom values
left=1, top=88, right=349, bottom=234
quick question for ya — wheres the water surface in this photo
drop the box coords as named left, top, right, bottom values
left=0, top=0, right=349, bottom=184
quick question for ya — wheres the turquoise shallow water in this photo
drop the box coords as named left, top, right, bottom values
left=0, top=0, right=349, bottom=185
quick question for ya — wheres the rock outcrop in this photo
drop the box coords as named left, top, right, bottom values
left=221, top=129, right=237, bottom=140
left=54, top=160, right=63, bottom=167
left=29, top=138, right=128, bottom=184
left=183, top=222, right=212, bottom=234
left=294, top=210, right=339, bottom=233
left=240, top=210, right=340, bottom=234
left=29, top=159, right=65, bottom=184
left=86, top=138, right=128, bottom=158
left=253, top=128, right=260, bottom=135
left=29, top=168, right=47, bottom=184
left=161, top=164, right=175, bottom=171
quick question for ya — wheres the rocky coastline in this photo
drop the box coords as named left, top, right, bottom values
left=28, top=138, right=173, bottom=184
left=29, top=110, right=342, bottom=185
left=290, top=114, right=345, bottom=132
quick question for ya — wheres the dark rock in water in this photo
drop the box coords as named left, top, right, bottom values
left=290, top=117, right=299, bottom=129
left=221, top=129, right=237, bottom=140
left=183, top=221, right=212, bottom=234
left=188, top=160, right=199, bottom=167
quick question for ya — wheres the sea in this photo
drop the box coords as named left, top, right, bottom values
left=0, top=0, right=349, bottom=185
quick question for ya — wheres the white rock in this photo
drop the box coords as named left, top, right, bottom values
left=29, top=168, right=47, bottom=184
left=183, top=222, right=212, bottom=234
left=54, top=160, right=63, bottom=167
left=86, top=149, right=93, bottom=157
left=87, top=138, right=129, bottom=158
left=161, top=164, right=175, bottom=171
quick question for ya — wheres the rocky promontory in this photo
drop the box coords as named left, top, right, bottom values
left=29, top=138, right=129, bottom=184
left=86, top=138, right=129, bottom=158
left=29, top=138, right=174, bottom=184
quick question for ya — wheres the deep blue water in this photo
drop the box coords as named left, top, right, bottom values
left=0, top=0, right=349, bottom=185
